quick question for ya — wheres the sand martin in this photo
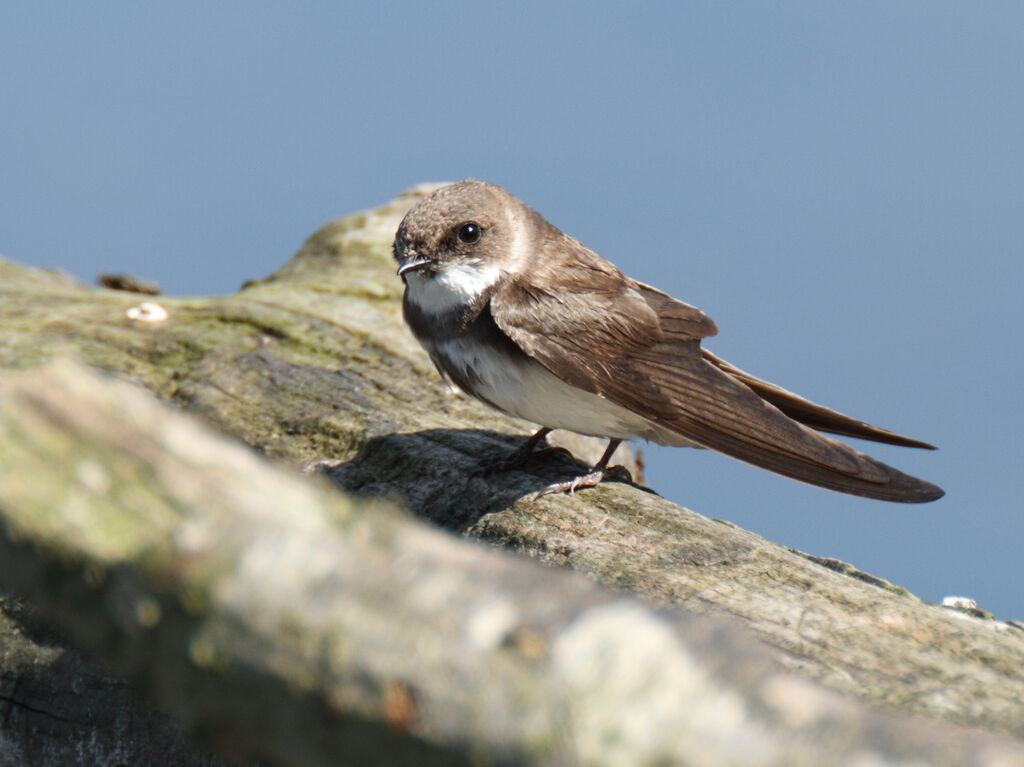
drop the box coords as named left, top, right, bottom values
left=393, top=180, right=943, bottom=502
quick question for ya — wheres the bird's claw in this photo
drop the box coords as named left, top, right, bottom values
left=533, top=464, right=633, bottom=499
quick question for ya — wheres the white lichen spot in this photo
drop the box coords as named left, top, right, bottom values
left=465, top=599, right=518, bottom=651
left=175, top=518, right=212, bottom=556
left=125, top=302, right=168, bottom=322
left=75, top=459, right=110, bottom=494
left=942, top=596, right=978, bottom=610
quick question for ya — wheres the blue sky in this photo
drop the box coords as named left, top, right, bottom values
left=3, top=3, right=1022, bottom=618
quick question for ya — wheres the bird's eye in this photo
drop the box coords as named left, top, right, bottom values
left=457, top=222, right=481, bottom=244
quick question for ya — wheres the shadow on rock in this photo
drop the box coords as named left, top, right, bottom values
left=317, top=428, right=627, bottom=531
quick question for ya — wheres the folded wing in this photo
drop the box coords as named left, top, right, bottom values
left=490, top=270, right=943, bottom=503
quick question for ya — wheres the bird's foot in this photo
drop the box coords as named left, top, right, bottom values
left=534, top=464, right=633, bottom=499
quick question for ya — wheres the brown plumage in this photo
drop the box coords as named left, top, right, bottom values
left=394, top=179, right=943, bottom=502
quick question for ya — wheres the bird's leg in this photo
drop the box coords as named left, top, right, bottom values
left=474, top=427, right=554, bottom=475
left=535, top=438, right=632, bottom=498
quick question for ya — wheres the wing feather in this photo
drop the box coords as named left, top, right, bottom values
left=490, top=266, right=942, bottom=502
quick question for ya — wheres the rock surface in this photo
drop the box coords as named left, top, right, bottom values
left=0, top=186, right=1022, bottom=765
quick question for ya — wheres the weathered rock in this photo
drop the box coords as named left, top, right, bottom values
left=0, top=185, right=1022, bottom=765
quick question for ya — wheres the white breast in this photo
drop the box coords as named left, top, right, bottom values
left=435, top=335, right=698, bottom=447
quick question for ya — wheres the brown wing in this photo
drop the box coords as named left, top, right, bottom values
left=701, top=349, right=937, bottom=449
left=490, top=270, right=943, bottom=503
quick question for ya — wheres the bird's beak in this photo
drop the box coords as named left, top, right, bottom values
left=397, top=255, right=435, bottom=276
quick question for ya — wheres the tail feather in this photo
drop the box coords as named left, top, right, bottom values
left=634, top=348, right=945, bottom=503
left=702, top=349, right=937, bottom=450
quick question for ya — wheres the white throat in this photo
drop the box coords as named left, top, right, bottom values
left=405, top=262, right=503, bottom=315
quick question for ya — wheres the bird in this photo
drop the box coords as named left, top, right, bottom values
left=392, top=179, right=943, bottom=503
